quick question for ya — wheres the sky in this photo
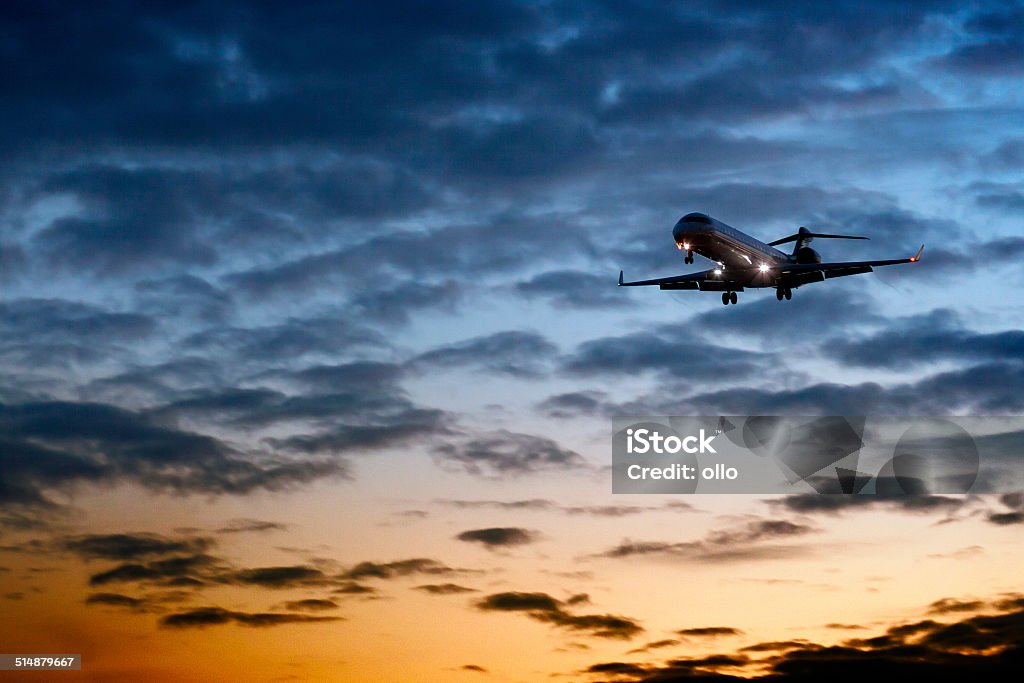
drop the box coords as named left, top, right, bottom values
left=2, top=1, right=1024, bottom=681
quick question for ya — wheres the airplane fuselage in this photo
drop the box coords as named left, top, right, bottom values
left=671, top=213, right=790, bottom=289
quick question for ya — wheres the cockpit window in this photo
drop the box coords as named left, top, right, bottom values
left=682, top=213, right=712, bottom=224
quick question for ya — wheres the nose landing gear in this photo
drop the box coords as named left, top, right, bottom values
left=721, top=291, right=738, bottom=305
left=684, top=250, right=694, bottom=265
left=775, top=287, right=792, bottom=301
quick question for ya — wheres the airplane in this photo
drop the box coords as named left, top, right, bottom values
left=618, top=212, right=923, bottom=305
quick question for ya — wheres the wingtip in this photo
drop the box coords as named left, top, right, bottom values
left=618, top=270, right=623, bottom=286
left=911, top=244, right=924, bottom=262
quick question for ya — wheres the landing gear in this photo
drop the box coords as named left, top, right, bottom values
left=776, top=287, right=793, bottom=301
left=684, top=251, right=694, bottom=265
left=784, top=287, right=792, bottom=300
left=722, top=291, right=738, bottom=305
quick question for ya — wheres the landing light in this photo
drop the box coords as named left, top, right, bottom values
left=683, top=242, right=691, bottom=251
left=759, top=263, right=769, bottom=272
left=714, top=268, right=723, bottom=276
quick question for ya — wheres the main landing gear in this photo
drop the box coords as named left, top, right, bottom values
left=721, top=291, right=738, bottom=305
left=775, top=287, right=792, bottom=301
left=684, top=250, right=694, bottom=265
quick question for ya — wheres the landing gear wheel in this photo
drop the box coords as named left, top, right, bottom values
left=722, top=292, right=729, bottom=305
left=729, top=291, right=738, bottom=305
left=684, top=252, right=693, bottom=265
left=776, top=288, right=783, bottom=301
left=784, top=288, right=792, bottom=300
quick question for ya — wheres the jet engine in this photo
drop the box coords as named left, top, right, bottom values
left=795, top=246, right=822, bottom=264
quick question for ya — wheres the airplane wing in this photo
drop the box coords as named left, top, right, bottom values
left=618, top=246, right=923, bottom=291
left=771, top=245, right=924, bottom=279
left=618, top=268, right=716, bottom=288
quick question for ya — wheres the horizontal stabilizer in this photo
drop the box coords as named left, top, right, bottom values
left=769, top=227, right=869, bottom=247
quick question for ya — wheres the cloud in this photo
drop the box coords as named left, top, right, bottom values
left=342, top=558, right=465, bottom=581
left=476, top=591, right=643, bottom=639
left=676, top=627, right=744, bottom=638
left=581, top=594, right=1024, bottom=681
left=0, top=400, right=345, bottom=519
left=986, top=492, right=1024, bottom=525
left=627, top=639, right=680, bottom=655
left=160, top=607, right=342, bottom=629
left=411, top=331, right=558, bottom=378
left=351, top=280, right=462, bottom=324
left=928, top=598, right=985, bottom=615
left=284, top=599, right=338, bottom=612
left=769, top=493, right=966, bottom=515
left=536, top=391, right=609, bottom=419
left=85, top=593, right=146, bottom=610
left=455, top=527, right=538, bottom=549
left=63, top=533, right=212, bottom=561
left=595, top=519, right=816, bottom=564
left=691, top=287, right=885, bottom=343
left=434, top=431, right=587, bottom=476
left=215, top=519, right=287, bottom=534
left=413, top=584, right=478, bottom=595
left=668, top=362, right=1024, bottom=415
left=88, top=554, right=221, bottom=586
left=515, top=270, right=629, bottom=309
left=560, top=331, right=768, bottom=381
left=223, top=566, right=330, bottom=588
left=825, top=310, right=1024, bottom=369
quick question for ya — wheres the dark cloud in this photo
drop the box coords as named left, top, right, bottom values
left=0, top=400, right=345, bottom=517
left=677, top=627, right=744, bottom=638
left=692, top=288, right=884, bottom=342
left=134, top=275, right=234, bottom=324
left=825, top=310, right=1024, bottom=369
left=515, top=270, right=629, bottom=309
left=441, top=499, right=556, bottom=511
left=351, top=280, right=462, bottom=325
left=0, top=299, right=156, bottom=371
left=561, top=330, right=768, bottom=382
left=455, top=527, right=538, bottom=549
left=934, top=37, right=1024, bottom=75
left=582, top=590, right=1024, bottom=681
left=181, top=314, right=384, bottom=362
left=223, top=565, right=330, bottom=588
left=928, top=598, right=986, bottom=615
left=84, top=593, right=146, bottom=610
left=284, top=599, right=338, bottom=612
left=769, top=493, right=966, bottom=515
left=63, top=533, right=212, bottom=561
left=413, top=583, right=478, bottom=595
left=740, top=640, right=810, bottom=652
left=33, top=165, right=219, bottom=275
left=342, top=558, right=464, bottom=581
left=536, top=391, right=609, bottom=419
left=628, top=639, right=681, bottom=654
left=476, top=591, right=643, bottom=639
left=215, top=519, right=286, bottom=534
left=595, top=520, right=815, bottom=563
left=160, top=606, right=342, bottom=629
left=412, top=331, right=558, bottom=378
left=668, top=361, right=1024, bottom=415
left=88, top=554, right=221, bottom=587
left=434, top=430, right=586, bottom=476
left=332, top=582, right=378, bottom=596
